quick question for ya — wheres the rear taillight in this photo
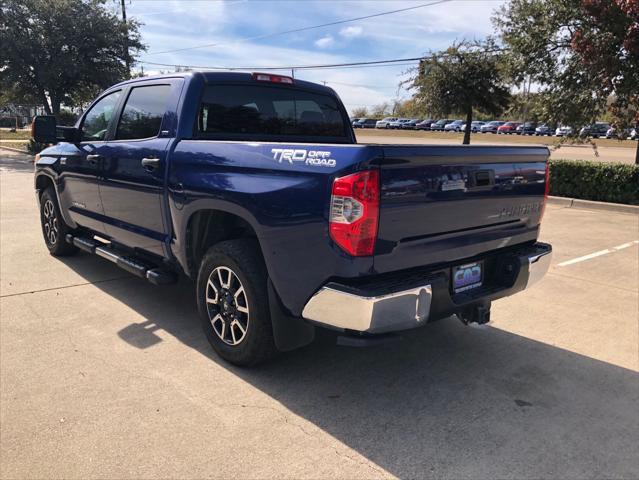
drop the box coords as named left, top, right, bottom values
left=540, top=162, right=550, bottom=221
left=329, top=170, right=380, bottom=256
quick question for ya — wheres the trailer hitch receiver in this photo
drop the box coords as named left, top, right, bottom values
left=458, top=303, right=491, bottom=325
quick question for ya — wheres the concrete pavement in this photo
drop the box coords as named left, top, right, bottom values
left=1, top=150, right=638, bottom=479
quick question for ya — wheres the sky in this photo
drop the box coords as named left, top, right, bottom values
left=123, top=0, right=507, bottom=114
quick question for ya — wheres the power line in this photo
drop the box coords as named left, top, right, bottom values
left=137, top=46, right=505, bottom=72
left=144, top=0, right=452, bottom=55
left=139, top=56, right=425, bottom=71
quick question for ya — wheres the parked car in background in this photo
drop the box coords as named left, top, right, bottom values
left=480, top=121, right=505, bottom=133
left=376, top=117, right=398, bottom=129
left=579, top=122, right=610, bottom=138
left=401, top=119, right=422, bottom=129
left=555, top=125, right=574, bottom=137
left=516, top=122, right=537, bottom=135
left=535, top=124, right=553, bottom=136
left=444, top=120, right=464, bottom=132
left=497, top=122, right=521, bottom=134
left=389, top=118, right=411, bottom=129
left=460, top=121, right=485, bottom=133
left=350, top=118, right=362, bottom=126
left=631, top=128, right=637, bottom=140
left=353, top=118, right=377, bottom=129
left=605, top=126, right=634, bottom=139
left=415, top=119, right=435, bottom=130
left=431, top=119, right=455, bottom=131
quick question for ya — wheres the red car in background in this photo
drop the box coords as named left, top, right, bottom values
left=497, top=122, right=521, bottom=134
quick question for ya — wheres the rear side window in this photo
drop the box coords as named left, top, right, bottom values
left=116, top=85, right=171, bottom=140
left=196, top=85, right=349, bottom=141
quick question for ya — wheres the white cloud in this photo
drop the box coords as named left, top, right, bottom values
left=339, top=25, right=363, bottom=39
left=314, top=35, right=335, bottom=49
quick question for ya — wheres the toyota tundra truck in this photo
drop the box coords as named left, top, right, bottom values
left=32, top=71, right=552, bottom=366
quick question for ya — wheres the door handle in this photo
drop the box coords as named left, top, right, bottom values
left=141, top=157, right=161, bottom=172
left=87, top=154, right=103, bottom=166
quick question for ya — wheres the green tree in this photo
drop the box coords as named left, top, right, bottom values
left=0, top=0, right=145, bottom=116
left=506, top=91, right=548, bottom=123
left=394, top=98, right=424, bottom=118
left=410, top=41, right=511, bottom=144
left=494, top=0, right=639, bottom=162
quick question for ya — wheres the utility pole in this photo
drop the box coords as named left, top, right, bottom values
left=120, top=0, right=130, bottom=76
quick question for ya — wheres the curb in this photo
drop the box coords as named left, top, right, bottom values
left=548, top=196, right=639, bottom=215
left=0, top=145, right=31, bottom=155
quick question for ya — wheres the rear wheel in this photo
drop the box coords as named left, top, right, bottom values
left=196, top=239, right=277, bottom=366
left=40, top=187, right=78, bottom=256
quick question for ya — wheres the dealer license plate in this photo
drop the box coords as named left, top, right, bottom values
left=452, top=261, right=483, bottom=293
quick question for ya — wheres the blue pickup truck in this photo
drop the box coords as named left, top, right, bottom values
left=32, top=71, right=552, bottom=365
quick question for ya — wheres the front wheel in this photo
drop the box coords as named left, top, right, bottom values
left=40, top=187, right=78, bottom=256
left=196, top=239, right=277, bottom=366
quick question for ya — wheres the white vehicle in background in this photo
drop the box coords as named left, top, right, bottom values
left=376, top=117, right=398, bottom=129
left=535, top=124, right=554, bottom=136
left=460, top=121, right=485, bottom=133
left=480, top=121, right=505, bottom=133
left=389, top=118, right=411, bottom=129
left=608, top=127, right=636, bottom=140
left=444, top=120, right=464, bottom=132
left=555, top=125, right=574, bottom=137
left=605, top=126, right=635, bottom=139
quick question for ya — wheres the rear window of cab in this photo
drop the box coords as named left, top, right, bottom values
left=195, top=84, right=351, bottom=143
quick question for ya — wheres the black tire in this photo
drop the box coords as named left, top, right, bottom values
left=196, top=239, right=277, bottom=366
left=40, top=187, right=78, bottom=256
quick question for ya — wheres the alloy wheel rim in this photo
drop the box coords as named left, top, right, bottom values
left=43, top=199, right=58, bottom=245
left=205, top=266, right=250, bottom=346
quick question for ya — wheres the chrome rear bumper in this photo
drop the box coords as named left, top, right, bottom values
left=526, top=249, right=552, bottom=287
left=302, top=242, right=552, bottom=333
left=302, top=284, right=432, bottom=334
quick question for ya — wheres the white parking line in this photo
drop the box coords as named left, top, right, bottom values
left=558, top=240, right=639, bottom=267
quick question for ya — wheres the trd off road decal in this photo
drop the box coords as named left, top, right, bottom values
left=271, top=148, right=337, bottom=167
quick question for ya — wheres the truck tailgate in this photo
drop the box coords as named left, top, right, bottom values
left=374, top=145, right=549, bottom=272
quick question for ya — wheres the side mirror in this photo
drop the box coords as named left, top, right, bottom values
left=31, top=116, right=79, bottom=143
left=32, top=115, right=58, bottom=143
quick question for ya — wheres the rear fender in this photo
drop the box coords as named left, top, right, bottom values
left=174, top=198, right=264, bottom=278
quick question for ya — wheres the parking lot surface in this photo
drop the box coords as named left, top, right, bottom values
left=1, top=150, right=638, bottom=479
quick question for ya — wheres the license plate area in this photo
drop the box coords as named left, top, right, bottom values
left=452, top=261, right=483, bottom=293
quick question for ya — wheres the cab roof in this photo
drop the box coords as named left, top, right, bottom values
left=112, top=71, right=335, bottom=94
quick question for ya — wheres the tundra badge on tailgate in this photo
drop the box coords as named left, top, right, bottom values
left=271, top=148, right=337, bottom=167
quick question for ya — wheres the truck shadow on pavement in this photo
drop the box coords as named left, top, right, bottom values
left=61, top=255, right=639, bottom=479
